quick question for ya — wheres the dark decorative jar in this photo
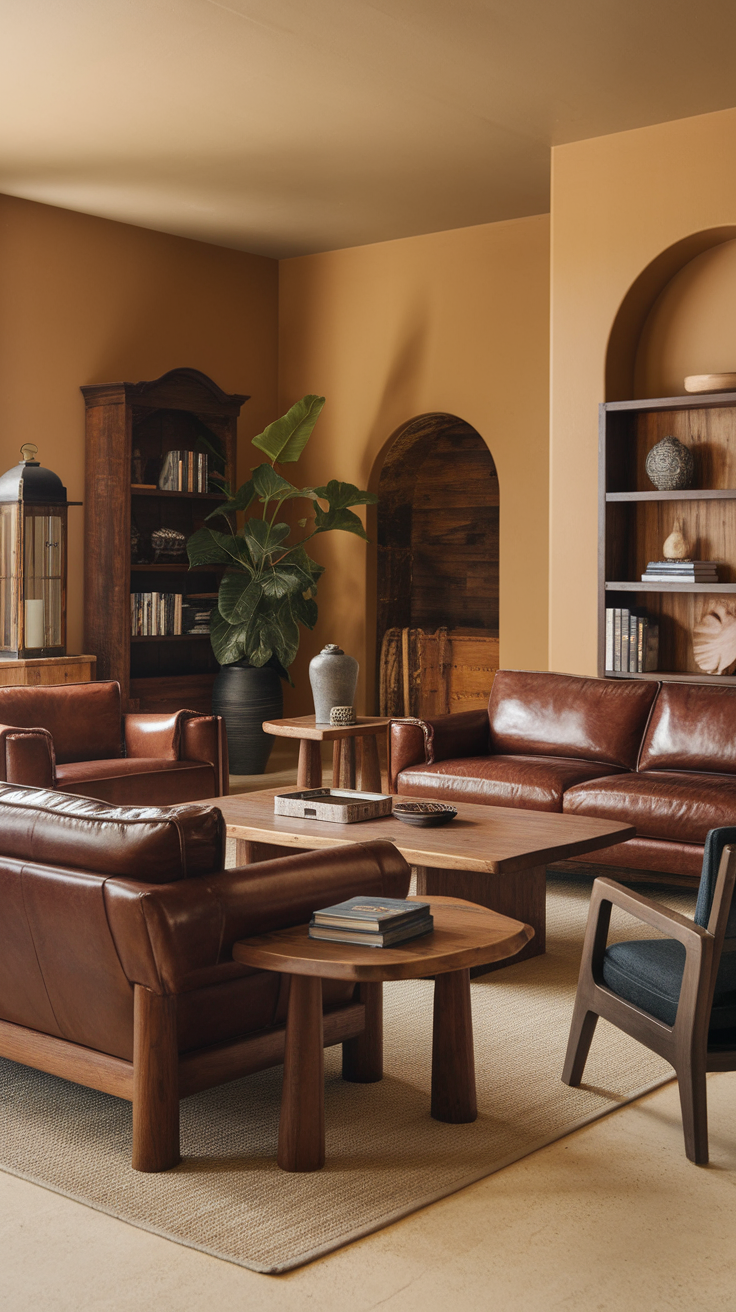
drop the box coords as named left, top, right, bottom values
left=212, top=660, right=283, bottom=775
left=645, top=436, right=694, bottom=491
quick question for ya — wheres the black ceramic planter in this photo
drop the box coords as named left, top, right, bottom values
left=212, top=660, right=283, bottom=775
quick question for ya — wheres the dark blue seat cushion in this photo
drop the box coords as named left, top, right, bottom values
left=602, top=939, right=736, bottom=1034
left=601, top=826, right=736, bottom=1040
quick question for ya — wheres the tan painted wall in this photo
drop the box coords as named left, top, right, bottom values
left=0, top=193, right=278, bottom=657
left=278, top=213, right=550, bottom=715
left=635, top=238, right=736, bottom=398
left=550, top=105, right=736, bottom=676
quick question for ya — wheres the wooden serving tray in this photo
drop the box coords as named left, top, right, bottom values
left=273, top=788, right=393, bottom=823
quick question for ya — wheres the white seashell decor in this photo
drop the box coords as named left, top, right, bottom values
left=692, top=603, right=736, bottom=675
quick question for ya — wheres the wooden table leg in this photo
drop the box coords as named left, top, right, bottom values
left=333, top=738, right=356, bottom=788
left=358, top=734, right=382, bottom=792
left=297, top=738, right=322, bottom=788
left=342, top=982, right=383, bottom=1082
left=431, top=968, right=477, bottom=1123
left=278, top=975, right=325, bottom=1172
left=415, top=863, right=545, bottom=973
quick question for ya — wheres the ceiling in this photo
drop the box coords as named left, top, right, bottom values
left=3, top=0, right=736, bottom=259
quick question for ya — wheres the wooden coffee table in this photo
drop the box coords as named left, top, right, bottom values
left=216, top=788, right=635, bottom=970
left=233, top=895, right=533, bottom=1171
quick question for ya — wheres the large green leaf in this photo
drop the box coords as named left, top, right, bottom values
left=186, top=526, right=254, bottom=568
left=251, top=464, right=298, bottom=503
left=313, top=504, right=369, bottom=540
left=210, top=607, right=247, bottom=665
left=218, top=575, right=262, bottom=625
left=291, top=590, right=318, bottom=629
left=283, top=544, right=324, bottom=586
left=251, top=395, right=325, bottom=464
left=261, top=562, right=315, bottom=600
left=312, top=480, right=378, bottom=509
left=241, top=517, right=290, bottom=566
left=205, top=477, right=255, bottom=523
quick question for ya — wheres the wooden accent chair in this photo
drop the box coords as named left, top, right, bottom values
left=562, top=826, right=736, bottom=1164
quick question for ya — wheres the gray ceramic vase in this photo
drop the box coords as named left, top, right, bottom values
left=645, top=436, right=694, bottom=491
left=309, top=643, right=359, bottom=724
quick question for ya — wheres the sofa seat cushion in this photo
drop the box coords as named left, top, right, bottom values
left=397, top=755, right=627, bottom=812
left=602, top=938, right=736, bottom=1035
left=564, top=771, right=736, bottom=845
left=56, top=758, right=216, bottom=806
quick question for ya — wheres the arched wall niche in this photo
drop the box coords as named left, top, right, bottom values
left=605, top=226, right=736, bottom=401
left=371, top=412, right=499, bottom=716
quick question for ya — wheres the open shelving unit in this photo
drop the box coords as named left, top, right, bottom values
left=83, top=368, right=247, bottom=712
left=600, top=389, right=736, bottom=685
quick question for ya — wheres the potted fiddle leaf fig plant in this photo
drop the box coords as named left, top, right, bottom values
left=187, top=395, right=377, bottom=773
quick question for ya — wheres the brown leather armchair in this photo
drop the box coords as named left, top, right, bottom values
left=0, top=783, right=410, bottom=1170
left=0, top=679, right=228, bottom=803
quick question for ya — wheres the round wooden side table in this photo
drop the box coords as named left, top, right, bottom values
left=233, top=895, right=533, bottom=1172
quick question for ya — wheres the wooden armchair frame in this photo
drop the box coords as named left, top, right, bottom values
left=562, top=846, right=736, bottom=1164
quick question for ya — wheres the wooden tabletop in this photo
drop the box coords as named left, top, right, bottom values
left=232, top=894, right=533, bottom=981
left=216, top=787, right=635, bottom=875
left=262, top=714, right=389, bottom=741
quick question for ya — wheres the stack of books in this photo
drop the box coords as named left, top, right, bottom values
left=605, top=607, right=659, bottom=673
left=641, top=560, right=719, bottom=583
left=308, top=896, right=434, bottom=948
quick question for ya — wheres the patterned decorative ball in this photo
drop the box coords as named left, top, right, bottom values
left=645, top=436, right=694, bottom=491
left=329, top=705, right=356, bottom=726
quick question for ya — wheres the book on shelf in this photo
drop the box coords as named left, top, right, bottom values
left=130, top=591, right=183, bottom=636
left=157, top=450, right=209, bottom=493
left=308, top=895, right=433, bottom=948
left=642, top=560, right=719, bottom=582
left=605, top=606, right=659, bottom=674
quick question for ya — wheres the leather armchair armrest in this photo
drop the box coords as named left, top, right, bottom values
left=0, top=724, right=55, bottom=788
left=388, top=709, right=490, bottom=791
left=103, top=840, right=411, bottom=994
left=180, top=714, right=229, bottom=796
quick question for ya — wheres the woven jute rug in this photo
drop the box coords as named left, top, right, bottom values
left=0, top=876, right=694, bottom=1273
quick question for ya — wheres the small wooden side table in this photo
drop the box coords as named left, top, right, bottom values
left=0, top=654, right=96, bottom=687
left=262, top=714, right=389, bottom=793
left=233, top=894, right=533, bottom=1172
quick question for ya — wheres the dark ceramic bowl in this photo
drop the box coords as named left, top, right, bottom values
left=393, top=801, right=457, bottom=827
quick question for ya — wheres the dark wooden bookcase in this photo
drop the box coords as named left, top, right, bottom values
left=82, top=368, right=247, bottom=712
left=599, top=389, right=736, bottom=685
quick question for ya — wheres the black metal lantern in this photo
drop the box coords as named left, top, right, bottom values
left=0, top=445, right=80, bottom=658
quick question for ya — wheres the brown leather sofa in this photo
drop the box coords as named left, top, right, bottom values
left=388, top=669, right=736, bottom=884
left=0, top=680, right=228, bottom=803
left=0, top=783, right=409, bottom=1170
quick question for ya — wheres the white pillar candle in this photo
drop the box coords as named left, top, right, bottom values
left=25, top=598, right=45, bottom=648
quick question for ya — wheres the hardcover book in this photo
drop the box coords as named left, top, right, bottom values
left=312, top=895, right=430, bottom=932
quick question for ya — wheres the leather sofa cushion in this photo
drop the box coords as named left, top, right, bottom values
left=488, top=670, right=658, bottom=769
left=397, top=754, right=626, bottom=812
left=564, top=771, right=736, bottom=846
left=640, top=681, right=736, bottom=774
left=0, top=680, right=122, bottom=763
left=0, top=783, right=225, bottom=882
left=56, top=758, right=216, bottom=806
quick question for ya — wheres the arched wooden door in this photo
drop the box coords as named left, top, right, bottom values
left=376, top=413, right=499, bottom=717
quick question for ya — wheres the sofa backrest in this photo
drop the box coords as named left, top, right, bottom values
left=488, top=670, right=659, bottom=769
left=0, top=784, right=225, bottom=882
left=640, top=682, right=736, bottom=774
left=0, top=680, right=122, bottom=763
